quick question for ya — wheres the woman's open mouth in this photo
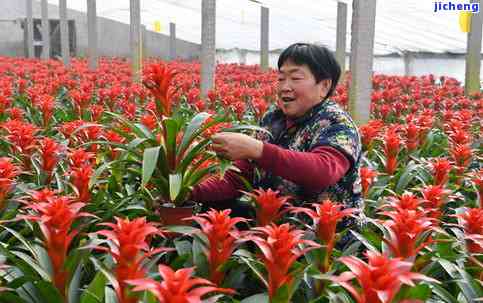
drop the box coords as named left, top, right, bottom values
left=281, top=97, right=296, bottom=106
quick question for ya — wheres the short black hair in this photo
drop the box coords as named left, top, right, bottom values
left=277, top=43, right=341, bottom=100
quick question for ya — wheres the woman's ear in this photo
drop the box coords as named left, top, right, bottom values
left=319, top=79, right=332, bottom=99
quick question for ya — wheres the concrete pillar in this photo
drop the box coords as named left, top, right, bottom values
left=41, top=0, right=50, bottom=60
left=201, top=0, right=216, bottom=98
left=348, top=0, right=376, bottom=124
left=26, top=0, right=34, bottom=58
left=260, top=6, right=269, bottom=70
left=169, top=22, right=176, bottom=60
left=59, top=0, right=70, bottom=66
left=465, top=0, right=482, bottom=95
left=336, top=2, right=347, bottom=73
left=130, top=0, right=142, bottom=82
left=403, top=52, right=411, bottom=76
left=87, top=0, right=98, bottom=70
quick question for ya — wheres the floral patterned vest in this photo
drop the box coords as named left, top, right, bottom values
left=254, top=100, right=363, bottom=213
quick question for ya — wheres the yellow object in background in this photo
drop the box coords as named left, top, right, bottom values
left=459, top=11, right=471, bottom=33
left=154, top=20, right=162, bottom=33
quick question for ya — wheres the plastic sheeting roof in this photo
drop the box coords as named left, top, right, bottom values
left=46, top=0, right=473, bottom=55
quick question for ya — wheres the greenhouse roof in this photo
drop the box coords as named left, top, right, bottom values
left=47, top=0, right=474, bottom=55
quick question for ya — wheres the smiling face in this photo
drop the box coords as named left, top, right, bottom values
left=277, top=60, right=332, bottom=119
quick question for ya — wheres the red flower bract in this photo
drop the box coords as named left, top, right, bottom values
left=189, top=209, right=247, bottom=285
left=244, top=188, right=291, bottom=226
left=22, top=195, right=91, bottom=298
left=360, top=167, right=377, bottom=198
left=127, top=265, right=235, bottom=303
left=0, top=157, right=20, bottom=210
left=143, top=63, right=177, bottom=117
left=246, top=223, right=320, bottom=299
left=332, top=251, right=436, bottom=303
left=291, top=200, right=356, bottom=260
left=94, top=217, right=172, bottom=303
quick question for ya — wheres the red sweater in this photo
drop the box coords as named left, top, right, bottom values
left=191, top=143, right=350, bottom=203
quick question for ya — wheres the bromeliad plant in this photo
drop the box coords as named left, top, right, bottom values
left=188, top=209, right=247, bottom=286
left=246, top=223, right=321, bottom=303
left=101, top=62, right=268, bottom=209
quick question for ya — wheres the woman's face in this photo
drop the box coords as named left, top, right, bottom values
left=277, top=60, right=331, bottom=119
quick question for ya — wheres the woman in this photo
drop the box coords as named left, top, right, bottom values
left=191, top=43, right=363, bottom=230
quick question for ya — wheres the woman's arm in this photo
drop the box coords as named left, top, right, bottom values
left=255, top=143, right=350, bottom=191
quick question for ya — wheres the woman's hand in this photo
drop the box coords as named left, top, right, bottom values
left=211, top=132, right=264, bottom=161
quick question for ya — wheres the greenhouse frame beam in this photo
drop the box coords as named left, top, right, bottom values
left=41, top=0, right=50, bottom=60
left=87, top=0, right=98, bottom=70
left=349, top=0, right=376, bottom=124
left=170, top=22, right=176, bottom=60
left=26, top=0, right=34, bottom=58
left=201, top=0, right=216, bottom=99
left=336, top=1, right=347, bottom=73
left=260, top=6, right=269, bottom=70
left=465, top=0, right=482, bottom=95
left=130, top=0, right=142, bottom=82
left=59, top=0, right=70, bottom=66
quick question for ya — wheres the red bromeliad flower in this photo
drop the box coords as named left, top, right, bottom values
left=104, top=130, right=126, bottom=159
left=384, top=193, right=422, bottom=212
left=421, top=185, right=451, bottom=220
left=359, top=120, right=384, bottom=149
left=380, top=208, right=434, bottom=258
left=143, top=63, right=177, bottom=117
left=291, top=200, right=356, bottom=270
left=22, top=196, right=91, bottom=297
left=247, top=223, right=320, bottom=299
left=95, top=217, right=172, bottom=303
left=0, top=157, right=20, bottom=210
left=383, top=126, right=401, bottom=175
left=127, top=265, right=235, bottom=303
left=450, top=144, right=472, bottom=181
left=189, top=209, right=247, bottom=285
left=455, top=208, right=483, bottom=254
left=69, top=148, right=95, bottom=168
left=331, top=250, right=436, bottom=303
left=2, top=120, right=39, bottom=168
left=430, top=158, right=452, bottom=187
left=360, top=167, right=377, bottom=198
left=243, top=188, right=291, bottom=226
left=37, top=94, right=55, bottom=126
left=38, top=138, right=64, bottom=181
left=68, top=164, right=93, bottom=203
left=405, top=122, right=420, bottom=153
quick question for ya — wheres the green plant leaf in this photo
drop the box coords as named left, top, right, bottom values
left=142, top=146, right=161, bottom=187
left=34, top=280, right=63, bottom=303
left=168, top=173, right=183, bottom=202
left=178, top=112, right=211, bottom=157
left=80, top=271, right=107, bottom=303
left=240, top=293, right=269, bottom=303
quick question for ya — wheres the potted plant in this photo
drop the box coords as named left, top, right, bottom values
left=101, top=62, right=266, bottom=225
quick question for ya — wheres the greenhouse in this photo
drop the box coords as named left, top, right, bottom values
left=0, top=0, right=481, bottom=302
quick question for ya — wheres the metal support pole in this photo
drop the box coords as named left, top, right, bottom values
left=348, top=0, right=377, bottom=124
left=26, top=0, right=34, bottom=58
left=465, top=0, right=482, bottom=95
left=201, top=0, right=216, bottom=98
left=130, top=0, right=142, bottom=82
left=336, top=2, right=347, bottom=73
left=260, top=6, right=269, bottom=70
left=59, top=0, right=70, bottom=66
left=87, top=0, right=98, bottom=70
left=41, top=0, right=50, bottom=59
